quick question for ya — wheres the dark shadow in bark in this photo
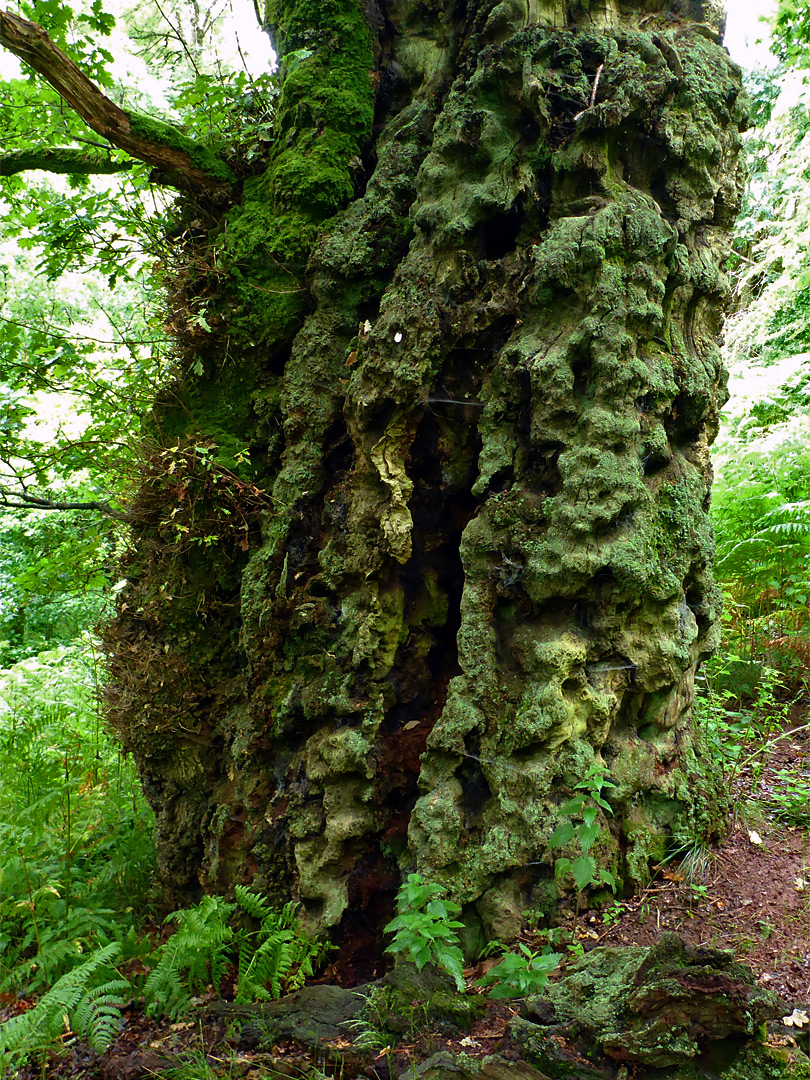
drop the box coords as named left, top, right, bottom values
left=473, top=199, right=525, bottom=260
left=526, top=440, right=564, bottom=496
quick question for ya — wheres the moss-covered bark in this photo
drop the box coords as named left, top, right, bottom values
left=106, top=0, right=748, bottom=951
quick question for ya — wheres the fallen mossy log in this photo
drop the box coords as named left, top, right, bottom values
left=501, top=932, right=806, bottom=1079
left=202, top=935, right=810, bottom=1080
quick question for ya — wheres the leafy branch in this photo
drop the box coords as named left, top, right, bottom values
left=0, top=486, right=128, bottom=521
left=0, top=9, right=234, bottom=195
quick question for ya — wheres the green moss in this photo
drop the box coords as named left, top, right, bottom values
left=306, top=726, right=375, bottom=781
left=409, top=569, right=450, bottom=630
left=379, top=962, right=485, bottom=1032
left=112, top=5, right=749, bottom=933
left=621, top=804, right=670, bottom=884
left=127, top=111, right=236, bottom=183
left=214, top=0, right=375, bottom=348
left=510, top=935, right=785, bottom=1075
left=408, top=19, right=747, bottom=915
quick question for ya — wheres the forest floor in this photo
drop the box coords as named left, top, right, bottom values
left=4, top=708, right=809, bottom=1080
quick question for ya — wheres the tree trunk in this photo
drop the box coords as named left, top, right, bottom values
left=105, top=0, right=748, bottom=955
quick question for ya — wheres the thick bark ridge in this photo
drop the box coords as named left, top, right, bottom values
left=106, top=0, right=748, bottom=952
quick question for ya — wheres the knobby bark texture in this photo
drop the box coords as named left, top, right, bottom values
left=106, top=0, right=748, bottom=952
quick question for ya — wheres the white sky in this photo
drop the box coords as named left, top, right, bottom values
left=0, top=0, right=273, bottom=82
left=725, top=0, right=777, bottom=68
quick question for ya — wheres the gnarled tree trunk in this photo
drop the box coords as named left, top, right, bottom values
left=106, top=0, right=748, bottom=955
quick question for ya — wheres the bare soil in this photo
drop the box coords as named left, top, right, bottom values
left=595, top=819, right=810, bottom=1005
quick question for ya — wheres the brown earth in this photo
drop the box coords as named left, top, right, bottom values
left=594, top=819, right=810, bottom=1005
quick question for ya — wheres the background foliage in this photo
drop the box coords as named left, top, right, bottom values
left=715, top=54, right=810, bottom=677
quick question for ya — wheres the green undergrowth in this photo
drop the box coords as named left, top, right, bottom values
left=0, top=639, right=155, bottom=996
left=0, top=886, right=332, bottom=1072
left=143, top=887, right=333, bottom=1020
left=695, top=651, right=810, bottom=831
left=0, top=640, right=334, bottom=1070
left=384, top=873, right=560, bottom=1001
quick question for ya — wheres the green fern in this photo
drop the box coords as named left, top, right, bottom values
left=718, top=499, right=810, bottom=573
left=70, top=975, right=131, bottom=1051
left=233, top=884, right=275, bottom=921
left=144, top=895, right=235, bottom=1019
left=0, top=943, right=127, bottom=1068
left=139, top=890, right=332, bottom=1020
left=236, top=930, right=297, bottom=1002
left=233, top=887, right=332, bottom=1003
left=0, top=643, right=154, bottom=1000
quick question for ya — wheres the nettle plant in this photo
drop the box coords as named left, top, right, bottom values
left=384, top=873, right=560, bottom=1000
left=549, top=762, right=618, bottom=905
left=384, top=873, right=466, bottom=991
left=476, top=942, right=559, bottom=999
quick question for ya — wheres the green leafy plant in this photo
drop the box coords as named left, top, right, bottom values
left=695, top=655, right=808, bottom=804
left=475, top=942, right=559, bottom=999
left=689, top=883, right=709, bottom=904
left=384, top=873, right=466, bottom=991
left=144, top=894, right=235, bottom=1019
left=601, top=901, right=626, bottom=928
left=342, top=987, right=396, bottom=1068
left=0, top=642, right=155, bottom=996
left=549, top=762, right=618, bottom=900
left=0, top=883, right=328, bottom=1069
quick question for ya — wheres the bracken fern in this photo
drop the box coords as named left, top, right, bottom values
left=234, top=887, right=329, bottom=1002
left=0, top=942, right=128, bottom=1069
left=144, top=895, right=235, bottom=1019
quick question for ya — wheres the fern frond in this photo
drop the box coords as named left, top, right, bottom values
left=757, top=498, right=810, bottom=526
left=144, top=894, right=235, bottom=1018
left=144, top=937, right=192, bottom=1020
left=0, top=942, right=124, bottom=1067
left=234, top=884, right=273, bottom=922
left=71, top=977, right=130, bottom=1051
left=236, top=930, right=295, bottom=1003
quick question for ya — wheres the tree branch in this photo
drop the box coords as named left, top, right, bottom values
left=0, top=147, right=133, bottom=176
left=0, top=9, right=234, bottom=196
left=0, top=487, right=130, bottom=521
